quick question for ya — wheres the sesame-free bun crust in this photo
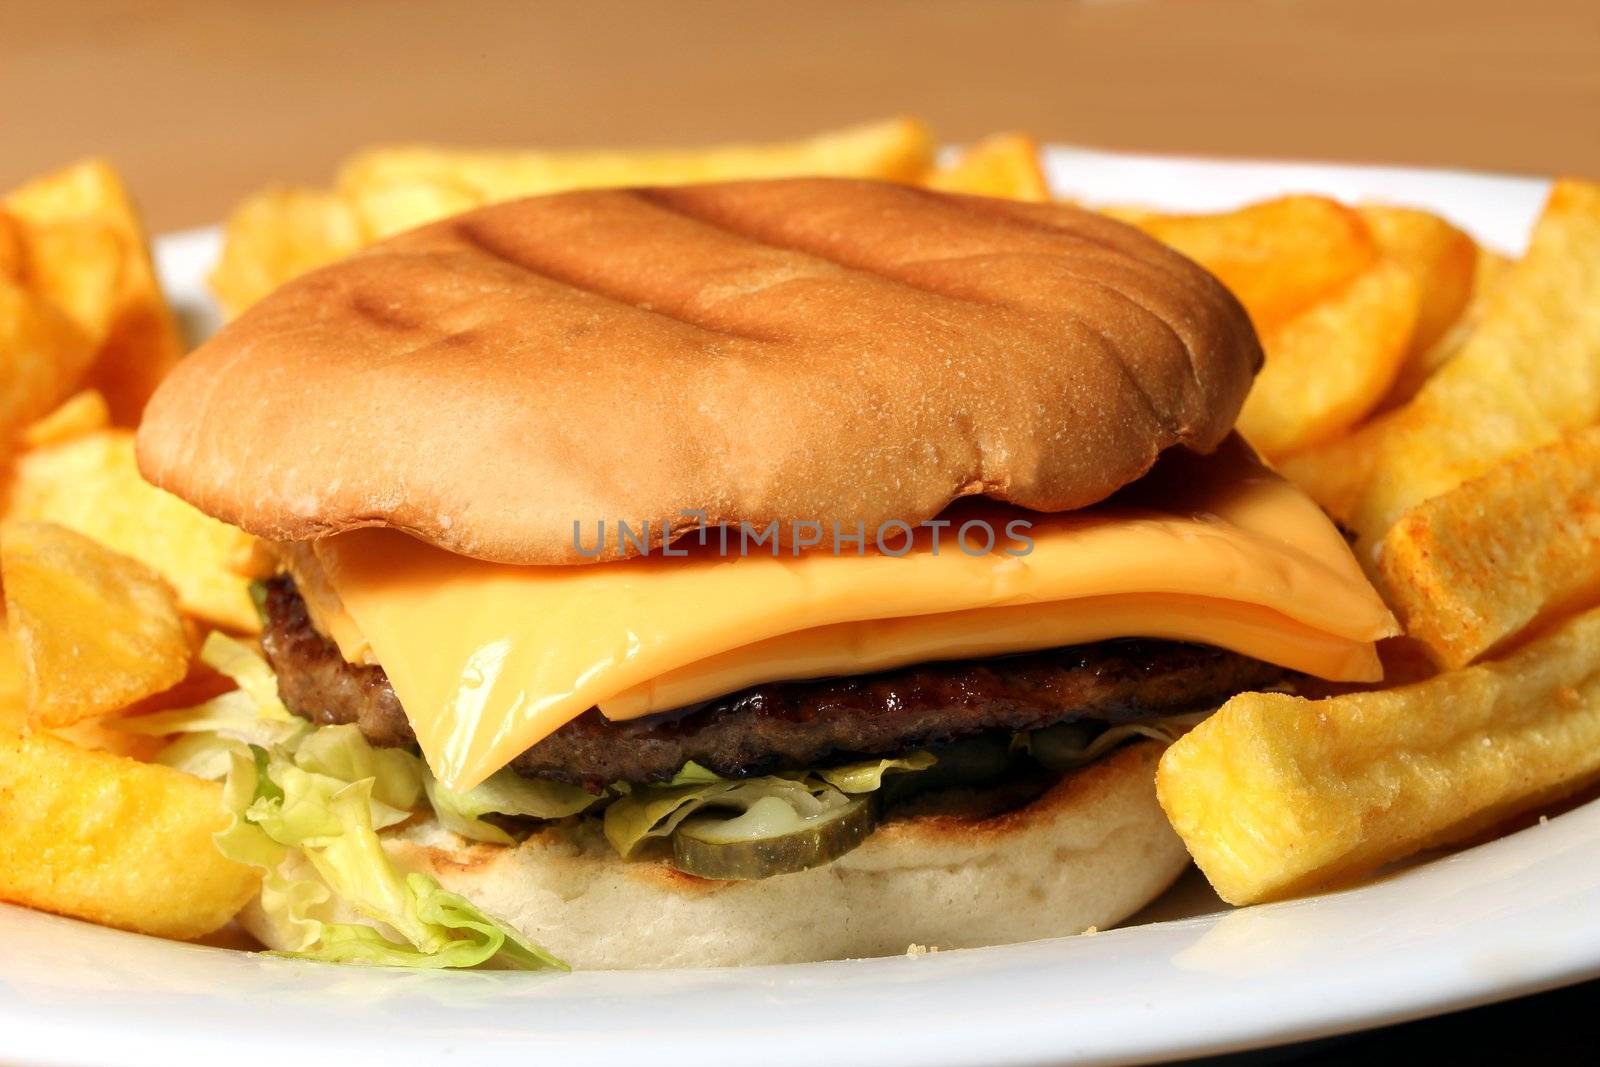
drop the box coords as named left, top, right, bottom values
left=139, top=179, right=1260, bottom=564
left=239, top=742, right=1189, bottom=969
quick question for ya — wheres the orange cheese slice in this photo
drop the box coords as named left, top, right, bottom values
left=311, top=445, right=1396, bottom=790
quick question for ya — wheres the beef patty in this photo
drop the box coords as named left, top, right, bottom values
left=260, top=575, right=1285, bottom=789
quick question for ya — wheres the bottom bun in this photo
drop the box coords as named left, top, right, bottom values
left=247, top=741, right=1189, bottom=969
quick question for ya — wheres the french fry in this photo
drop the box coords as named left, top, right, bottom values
left=0, top=279, right=96, bottom=441
left=1, top=522, right=190, bottom=728
left=16, top=219, right=125, bottom=347
left=0, top=209, right=25, bottom=281
left=336, top=116, right=936, bottom=203
left=0, top=628, right=26, bottom=734
left=1275, top=410, right=1398, bottom=525
left=209, top=186, right=365, bottom=318
left=1123, top=196, right=1376, bottom=332
left=347, top=175, right=482, bottom=241
left=1358, top=205, right=1476, bottom=357
left=1158, top=603, right=1600, bottom=905
left=6, top=160, right=185, bottom=424
left=1379, top=426, right=1600, bottom=668
left=5, top=430, right=260, bottom=632
left=0, top=731, right=259, bottom=939
left=1382, top=246, right=1515, bottom=407
left=1238, top=258, right=1419, bottom=458
left=923, top=133, right=1051, bottom=202
left=21, top=388, right=111, bottom=448
left=1348, top=179, right=1600, bottom=551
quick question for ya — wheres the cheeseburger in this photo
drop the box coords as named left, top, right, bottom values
left=136, top=178, right=1395, bottom=968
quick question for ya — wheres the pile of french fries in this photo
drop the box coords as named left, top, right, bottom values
left=1, top=117, right=1597, bottom=946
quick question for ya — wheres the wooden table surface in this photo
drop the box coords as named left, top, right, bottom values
left=4, top=0, right=1598, bottom=232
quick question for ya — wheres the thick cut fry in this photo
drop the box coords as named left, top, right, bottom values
left=1358, top=205, right=1476, bottom=358
left=1348, top=179, right=1600, bottom=552
left=0, top=731, right=259, bottom=939
left=1238, top=258, right=1419, bottom=458
left=1, top=522, right=189, bottom=727
left=1380, top=426, right=1600, bottom=668
left=0, top=210, right=23, bottom=281
left=347, top=175, right=482, bottom=241
left=21, top=388, right=110, bottom=448
left=5, top=430, right=260, bottom=631
left=336, top=116, right=936, bottom=203
left=923, top=133, right=1051, bottom=202
left=1125, top=196, right=1376, bottom=331
left=0, top=279, right=96, bottom=441
left=6, top=160, right=184, bottom=423
left=1158, top=603, right=1600, bottom=905
left=0, top=628, right=26, bottom=734
left=18, top=219, right=125, bottom=346
left=1382, top=246, right=1515, bottom=407
left=1275, top=410, right=1397, bottom=525
left=209, top=186, right=364, bottom=318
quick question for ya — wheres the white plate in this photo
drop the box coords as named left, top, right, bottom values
left=2, top=148, right=1584, bottom=1067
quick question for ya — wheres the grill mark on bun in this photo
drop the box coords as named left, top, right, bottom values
left=450, top=215, right=788, bottom=345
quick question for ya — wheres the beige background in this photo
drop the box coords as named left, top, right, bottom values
left=3, top=0, right=1598, bottom=232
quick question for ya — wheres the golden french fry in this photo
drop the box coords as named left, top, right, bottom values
left=21, top=388, right=111, bottom=448
left=1348, top=179, right=1600, bottom=552
left=17, top=219, right=125, bottom=346
left=209, top=186, right=365, bottom=318
left=1158, top=603, right=1600, bottom=905
left=1274, top=410, right=1397, bottom=525
left=1382, top=246, right=1515, bottom=407
left=1358, top=205, right=1476, bottom=357
left=0, top=279, right=96, bottom=441
left=1124, top=196, right=1376, bottom=332
left=6, top=160, right=185, bottom=424
left=0, top=209, right=23, bottom=281
left=0, top=627, right=26, bottom=734
left=1379, top=426, right=1600, bottom=668
left=5, top=430, right=260, bottom=632
left=923, top=133, right=1051, bottom=202
left=0, top=730, right=259, bottom=939
left=337, top=116, right=936, bottom=203
left=1238, top=258, right=1419, bottom=458
left=2, top=522, right=189, bottom=728
left=347, top=175, right=482, bottom=241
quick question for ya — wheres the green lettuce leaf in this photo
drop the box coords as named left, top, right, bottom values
left=219, top=747, right=564, bottom=970
left=606, top=751, right=939, bottom=858
left=1018, top=711, right=1211, bottom=771
left=425, top=770, right=600, bottom=845
left=814, top=752, right=936, bottom=792
left=293, top=723, right=427, bottom=812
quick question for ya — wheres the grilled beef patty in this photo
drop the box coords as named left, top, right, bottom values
left=260, top=575, right=1284, bottom=789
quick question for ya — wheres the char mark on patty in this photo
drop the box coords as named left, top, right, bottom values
left=259, top=575, right=1285, bottom=790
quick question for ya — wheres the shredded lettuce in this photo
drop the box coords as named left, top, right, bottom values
left=138, top=635, right=566, bottom=971
left=603, top=753, right=935, bottom=858
left=815, top=752, right=937, bottom=792
left=293, top=724, right=427, bottom=812
left=121, top=634, right=307, bottom=749
left=219, top=748, right=564, bottom=970
left=425, top=771, right=600, bottom=845
left=1016, top=711, right=1211, bottom=771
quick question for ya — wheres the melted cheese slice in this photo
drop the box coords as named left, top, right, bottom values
left=311, top=445, right=1396, bottom=790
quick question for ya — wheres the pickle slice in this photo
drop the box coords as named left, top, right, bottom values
left=670, top=795, right=876, bottom=880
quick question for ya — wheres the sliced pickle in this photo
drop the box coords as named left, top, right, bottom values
left=670, top=795, right=876, bottom=880
left=1026, top=722, right=1101, bottom=772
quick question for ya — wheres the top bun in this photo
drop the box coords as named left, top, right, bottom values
left=138, top=179, right=1261, bottom=564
